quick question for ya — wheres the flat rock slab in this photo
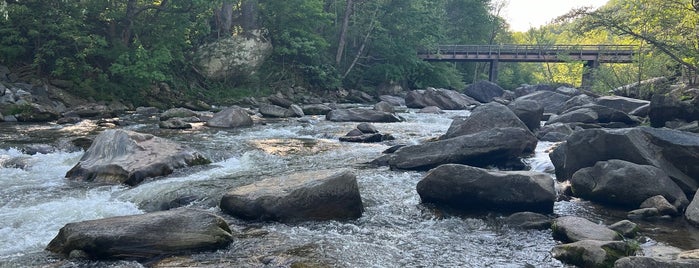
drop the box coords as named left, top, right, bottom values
left=65, top=129, right=210, bottom=186
left=46, top=208, right=233, bottom=260
left=220, top=169, right=363, bottom=222
left=417, top=164, right=556, bottom=213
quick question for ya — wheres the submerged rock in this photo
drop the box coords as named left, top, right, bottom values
left=65, top=129, right=210, bottom=186
left=46, top=208, right=233, bottom=260
left=220, top=169, right=363, bottom=222
left=417, top=164, right=556, bottom=213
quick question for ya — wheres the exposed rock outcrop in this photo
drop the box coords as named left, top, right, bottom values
left=194, top=31, right=272, bottom=81
left=552, top=216, right=621, bottom=243
left=441, top=102, right=534, bottom=140
left=326, top=108, right=402, bottom=122
left=405, top=88, right=479, bottom=110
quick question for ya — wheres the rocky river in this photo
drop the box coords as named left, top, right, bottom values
left=2, top=85, right=699, bottom=267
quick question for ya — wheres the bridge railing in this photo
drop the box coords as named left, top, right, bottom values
left=420, top=44, right=637, bottom=58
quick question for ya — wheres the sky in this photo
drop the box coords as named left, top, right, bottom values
left=503, top=0, right=609, bottom=32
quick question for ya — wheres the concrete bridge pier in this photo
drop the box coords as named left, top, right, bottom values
left=488, top=60, right=499, bottom=82
left=581, top=60, right=599, bottom=90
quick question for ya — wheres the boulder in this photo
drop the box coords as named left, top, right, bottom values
left=536, top=123, right=577, bottom=142
left=685, top=190, right=699, bottom=226
left=504, top=212, right=552, bottom=230
left=507, top=99, right=544, bottom=131
left=551, top=127, right=699, bottom=194
left=615, top=257, right=699, bottom=268
left=640, top=195, right=679, bottom=216
left=561, top=94, right=595, bottom=112
left=268, top=95, right=293, bottom=108
left=441, top=102, right=534, bottom=140
left=570, top=160, right=688, bottom=209
left=416, top=164, right=556, bottom=213
left=182, top=100, right=212, bottom=111
left=193, top=32, right=272, bottom=81
left=552, top=240, right=634, bottom=268
left=514, top=84, right=557, bottom=98
left=206, top=107, right=254, bottom=128
left=160, top=108, right=198, bottom=121
left=46, top=208, right=233, bottom=260
left=220, top=169, right=363, bottom=222
left=65, top=129, right=210, bottom=186
left=289, top=104, right=305, bottom=117
left=14, top=103, right=60, bottom=122
left=418, top=106, right=444, bottom=114
left=552, top=216, right=621, bottom=242
left=135, top=106, right=160, bottom=115
left=386, top=127, right=537, bottom=170
left=356, top=123, right=378, bottom=133
left=326, top=108, right=402, bottom=123
left=373, top=101, right=395, bottom=113
left=405, top=88, right=479, bottom=110
left=628, top=208, right=661, bottom=220
left=302, top=104, right=332, bottom=115
left=463, top=80, right=505, bottom=103
left=379, top=95, right=405, bottom=106
left=596, top=96, right=650, bottom=114
left=159, top=118, right=193, bottom=129
left=69, top=104, right=114, bottom=118
left=259, top=104, right=297, bottom=118
left=547, top=104, right=639, bottom=127
left=649, top=94, right=699, bottom=127
left=609, top=220, right=638, bottom=238
left=515, top=90, right=571, bottom=114
left=339, top=133, right=386, bottom=143
left=630, top=104, right=650, bottom=117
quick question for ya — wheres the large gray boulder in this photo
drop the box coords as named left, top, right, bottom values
left=547, top=104, right=640, bottom=127
left=302, top=104, right=332, bottom=115
left=551, top=127, right=699, bottom=193
left=463, top=80, right=505, bottom=103
left=515, top=90, right=572, bottom=114
left=441, top=102, right=534, bottom=140
left=206, top=107, right=254, bottom=128
left=570, top=160, right=688, bottom=209
left=386, top=127, right=537, bottom=170
left=194, top=32, right=272, bottom=81
left=14, top=103, right=60, bottom=122
left=160, top=107, right=198, bottom=121
left=220, top=169, right=363, bottom=222
left=649, top=94, right=699, bottom=127
left=46, top=208, right=233, bottom=260
left=326, top=108, right=402, bottom=122
left=405, top=88, right=479, bottom=110
left=552, top=216, right=621, bottom=243
left=65, top=129, right=210, bottom=186
left=552, top=240, right=634, bottom=268
left=596, top=95, right=650, bottom=114
left=379, top=95, right=406, bottom=106
left=259, top=104, right=300, bottom=118
left=417, top=164, right=556, bottom=213
left=507, top=99, right=544, bottom=131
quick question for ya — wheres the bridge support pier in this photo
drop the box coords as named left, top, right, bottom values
left=489, top=60, right=499, bottom=83
left=581, top=60, right=599, bottom=90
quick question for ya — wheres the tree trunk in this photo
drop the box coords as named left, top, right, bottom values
left=241, top=0, right=258, bottom=35
left=336, top=0, right=353, bottom=67
left=218, top=1, right=235, bottom=37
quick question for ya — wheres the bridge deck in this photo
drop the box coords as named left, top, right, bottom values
left=418, top=44, right=636, bottom=63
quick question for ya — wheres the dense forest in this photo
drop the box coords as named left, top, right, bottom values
left=0, top=0, right=696, bottom=105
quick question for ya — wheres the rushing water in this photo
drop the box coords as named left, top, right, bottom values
left=0, top=109, right=697, bottom=267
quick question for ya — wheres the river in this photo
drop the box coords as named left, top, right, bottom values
left=0, top=108, right=697, bottom=267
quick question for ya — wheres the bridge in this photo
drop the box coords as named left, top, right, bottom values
left=418, top=44, right=637, bottom=89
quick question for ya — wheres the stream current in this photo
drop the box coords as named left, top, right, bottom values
left=0, top=108, right=698, bottom=267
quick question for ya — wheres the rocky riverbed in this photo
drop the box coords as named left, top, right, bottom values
left=1, top=80, right=699, bottom=267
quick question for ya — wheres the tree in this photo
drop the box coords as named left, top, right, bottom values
left=564, top=0, right=699, bottom=82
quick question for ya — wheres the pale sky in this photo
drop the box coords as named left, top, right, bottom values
left=503, top=0, right=609, bottom=32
